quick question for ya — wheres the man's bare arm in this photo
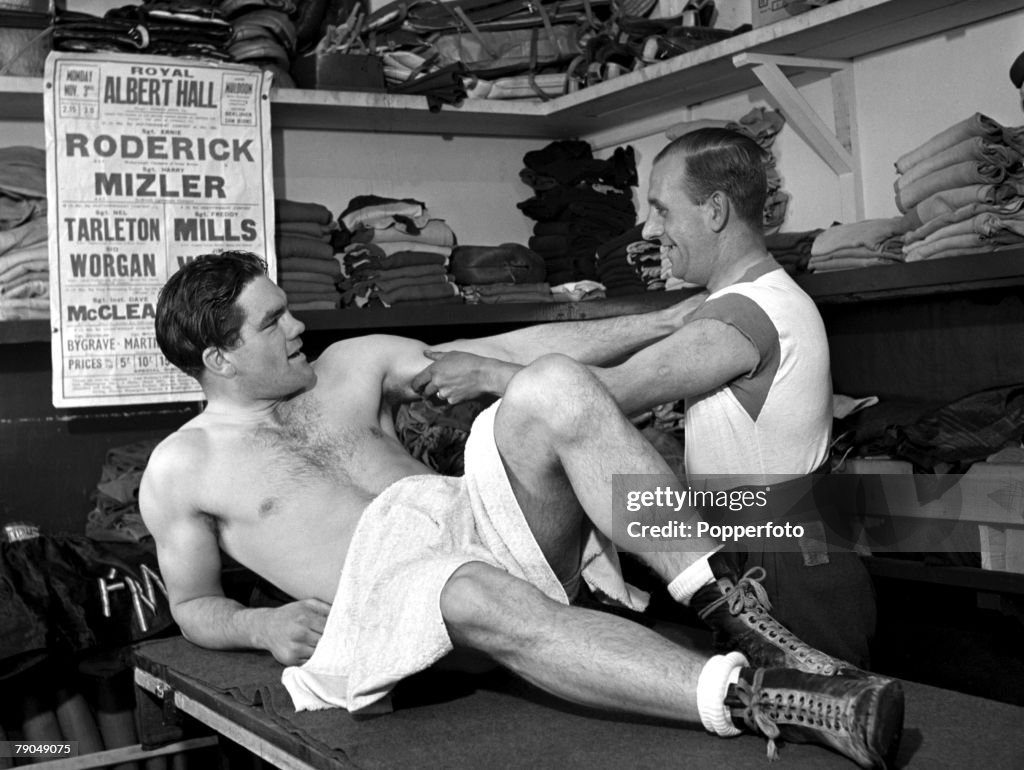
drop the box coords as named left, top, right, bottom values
left=431, top=289, right=707, bottom=366
left=594, top=318, right=759, bottom=415
left=139, top=437, right=329, bottom=665
left=411, top=316, right=757, bottom=415
left=407, top=291, right=708, bottom=401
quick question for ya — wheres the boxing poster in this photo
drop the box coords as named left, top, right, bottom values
left=44, top=51, right=276, bottom=407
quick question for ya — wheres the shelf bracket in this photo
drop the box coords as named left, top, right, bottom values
left=732, top=52, right=862, bottom=221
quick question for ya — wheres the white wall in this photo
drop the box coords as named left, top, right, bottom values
left=854, top=11, right=1024, bottom=220
left=273, top=130, right=538, bottom=245
left=619, top=9, right=1024, bottom=231
left=287, top=8, right=1024, bottom=241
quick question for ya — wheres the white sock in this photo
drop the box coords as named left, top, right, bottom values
left=667, top=548, right=721, bottom=605
left=696, top=652, right=747, bottom=737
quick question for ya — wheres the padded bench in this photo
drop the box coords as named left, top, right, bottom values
left=133, top=635, right=1024, bottom=769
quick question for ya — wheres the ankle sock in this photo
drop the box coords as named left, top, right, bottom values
left=697, top=652, right=747, bottom=737
left=667, top=547, right=722, bottom=605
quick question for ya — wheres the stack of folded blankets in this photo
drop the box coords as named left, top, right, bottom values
left=337, top=195, right=459, bottom=308
left=895, top=112, right=1024, bottom=262
left=449, top=243, right=550, bottom=304
left=518, top=140, right=639, bottom=285
left=222, top=0, right=298, bottom=87
left=0, top=147, right=49, bottom=321
left=275, top=198, right=341, bottom=310
left=595, top=224, right=648, bottom=296
left=806, top=215, right=912, bottom=272
left=766, top=229, right=825, bottom=275
left=808, top=112, right=1024, bottom=272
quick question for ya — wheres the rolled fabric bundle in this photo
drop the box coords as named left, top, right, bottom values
left=449, top=243, right=545, bottom=285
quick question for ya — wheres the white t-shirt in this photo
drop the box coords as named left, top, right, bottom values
left=683, top=265, right=832, bottom=484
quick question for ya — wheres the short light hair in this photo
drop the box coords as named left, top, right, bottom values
left=654, top=127, right=769, bottom=228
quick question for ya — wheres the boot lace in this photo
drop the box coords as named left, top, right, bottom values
left=698, top=567, right=840, bottom=675
left=733, top=669, right=853, bottom=762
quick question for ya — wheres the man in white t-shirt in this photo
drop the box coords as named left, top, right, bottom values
left=418, top=128, right=875, bottom=667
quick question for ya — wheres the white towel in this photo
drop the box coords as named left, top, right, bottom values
left=281, top=402, right=647, bottom=713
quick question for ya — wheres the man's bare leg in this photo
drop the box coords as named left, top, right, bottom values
left=440, top=561, right=711, bottom=722
left=438, top=562, right=905, bottom=770
left=491, top=353, right=718, bottom=585
left=489, top=354, right=856, bottom=676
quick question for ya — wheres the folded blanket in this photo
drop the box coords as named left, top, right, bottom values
left=277, top=256, right=341, bottom=277
left=895, top=137, right=1021, bottom=191
left=903, top=197, right=1024, bottom=244
left=0, top=196, right=46, bottom=230
left=277, top=234, right=335, bottom=261
left=281, top=279, right=341, bottom=295
left=376, top=241, right=452, bottom=258
left=276, top=199, right=333, bottom=225
left=279, top=270, right=338, bottom=286
left=0, top=146, right=47, bottom=199
left=895, top=161, right=1009, bottom=213
left=281, top=404, right=646, bottom=713
left=377, top=282, right=460, bottom=306
left=913, top=183, right=1019, bottom=224
left=343, top=250, right=447, bottom=277
left=807, top=254, right=902, bottom=272
left=0, top=244, right=49, bottom=285
left=0, top=216, right=47, bottom=257
left=277, top=221, right=334, bottom=239
left=0, top=296, right=49, bottom=319
left=810, top=216, right=914, bottom=257
left=351, top=219, right=456, bottom=247
left=339, top=196, right=428, bottom=233
left=895, top=113, right=1006, bottom=174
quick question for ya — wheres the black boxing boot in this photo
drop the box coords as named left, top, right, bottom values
left=725, top=667, right=904, bottom=769
left=690, top=553, right=856, bottom=675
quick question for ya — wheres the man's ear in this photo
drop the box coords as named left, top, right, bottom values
left=202, top=346, right=235, bottom=379
left=705, top=190, right=729, bottom=233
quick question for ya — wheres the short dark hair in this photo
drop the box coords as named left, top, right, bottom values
left=654, top=128, right=769, bottom=228
left=155, top=251, right=268, bottom=380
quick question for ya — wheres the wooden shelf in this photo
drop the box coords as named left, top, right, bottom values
left=3, top=0, right=1019, bottom=136
left=794, top=247, right=1024, bottom=304
left=864, top=556, right=1024, bottom=596
left=5, top=249, right=1022, bottom=344
left=297, top=290, right=689, bottom=333
left=0, top=318, right=50, bottom=344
